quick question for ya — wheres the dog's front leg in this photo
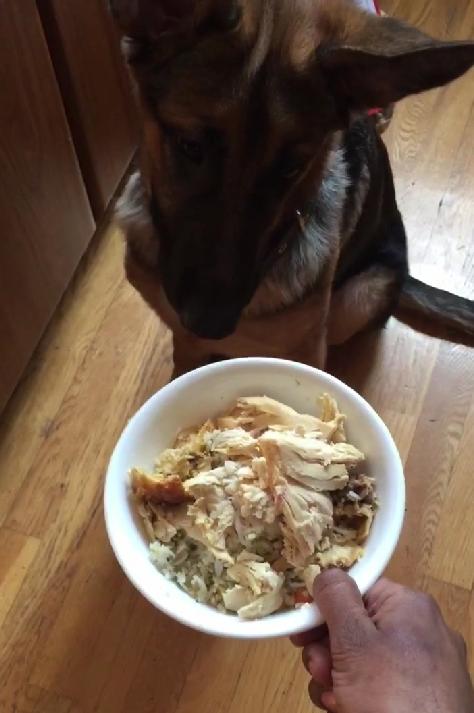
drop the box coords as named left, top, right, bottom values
left=283, top=265, right=336, bottom=369
left=172, top=332, right=216, bottom=378
left=287, top=330, right=328, bottom=370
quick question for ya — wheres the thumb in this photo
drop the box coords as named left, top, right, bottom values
left=314, top=570, right=376, bottom=654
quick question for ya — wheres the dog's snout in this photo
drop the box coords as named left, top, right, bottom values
left=179, top=292, right=243, bottom=340
left=161, top=261, right=257, bottom=340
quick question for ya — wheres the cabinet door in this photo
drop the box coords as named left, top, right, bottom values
left=38, top=0, right=139, bottom=218
left=0, top=0, right=95, bottom=413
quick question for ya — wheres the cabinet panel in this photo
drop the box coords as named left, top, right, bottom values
left=0, top=0, right=95, bottom=413
left=38, top=0, right=139, bottom=217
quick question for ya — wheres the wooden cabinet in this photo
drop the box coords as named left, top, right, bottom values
left=37, top=0, right=138, bottom=217
left=0, top=0, right=137, bottom=413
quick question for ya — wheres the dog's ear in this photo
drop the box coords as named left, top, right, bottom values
left=318, top=14, right=474, bottom=110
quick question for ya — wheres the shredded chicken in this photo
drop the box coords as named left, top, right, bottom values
left=218, top=395, right=346, bottom=441
left=302, top=564, right=321, bottom=596
left=131, top=394, right=376, bottom=620
left=259, top=431, right=359, bottom=490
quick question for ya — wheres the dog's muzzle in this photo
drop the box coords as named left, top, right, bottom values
left=179, top=294, right=244, bottom=340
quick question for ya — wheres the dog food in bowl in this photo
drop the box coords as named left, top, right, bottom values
left=130, top=394, right=376, bottom=620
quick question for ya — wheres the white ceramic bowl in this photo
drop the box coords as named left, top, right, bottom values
left=105, top=358, right=405, bottom=639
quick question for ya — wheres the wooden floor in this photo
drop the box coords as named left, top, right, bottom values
left=1, top=1, right=473, bottom=711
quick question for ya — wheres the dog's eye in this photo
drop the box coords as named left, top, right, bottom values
left=279, top=152, right=307, bottom=180
left=212, top=2, right=242, bottom=31
left=175, top=136, right=204, bottom=165
left=283, top=163, right=303, bottom=180
left=282, top=161, right=304, bottom=181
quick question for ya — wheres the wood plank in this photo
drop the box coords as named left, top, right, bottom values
left=386, top=342, right=474, bottom=587
left=0, top=228, right=124, bottom=529
left=226, top=640, right=305, bottom=713
left=174, top=638, right=250, bottom=713
left=418, top=576, right=471, bottom=641
left=428, top=395, right=474, bottom=589
left=0, top=528, right=40, bottom=630
left=330, top=323, right=439, bottom=464
left=419, top=576, right=473, bottom=681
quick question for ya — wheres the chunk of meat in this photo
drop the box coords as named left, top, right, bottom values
left=258, top=431, right=362, bottom=492
left=302, top=564, right=321, bottom=595
left=226, top=559, right=284, bottom=619
left=260, top=430, right=363, bottom=467
left=144, top=503, right=178, bottom=543
left=205, top=428, right=258, bottom=458
left=237, top=589, right=284, bottom=619
left=317, top=544, right=364, bottom=569
left=180, top=468, right=236, bottom=562
left=333, top=474, right=376, bottom=543
left=154, top=421, right=213, bottom=479
left=277, top=481, right=333, bottom=568
left=319, top=394, right=347, bottom=443
left=183, top=469, right=224, bottom=496
left=130, top=468, right=191, bottom=505
left=219, top=396, right=344, bottom=440
left=227, top=559, right=282, bottom=595
left=231, top=480, right=276, bottom=524
left=333, top=502, right=375, bottom=544
left=223, top=585, right=253, bottom=612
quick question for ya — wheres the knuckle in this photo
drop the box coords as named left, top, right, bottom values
left=415, top=592, right=440, bottom=617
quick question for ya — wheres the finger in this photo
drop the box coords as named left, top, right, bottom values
left=308, top=679, right=331, bottom=710
left=321, top=690, right=338, bottom=712
left=364, top=578, right=405, bottom=617
left=363, top=578, right=392, bottom=606
left=453, top=631, right=468, bottom=661
left=314, top=570, right=376, bottom=653
left=303, top=640, right=332, bottom=688
left=364, top=578, right=397, bottom=617
left=290, top=624, right=328, bottom=648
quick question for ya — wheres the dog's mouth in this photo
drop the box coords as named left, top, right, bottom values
left=161, top=264, right=256, bottom=341
left=178, top=295, right=244, bottom=340
left=166, top=217, right=301, bottom=340
left=170, top=227, right=297, bottom=340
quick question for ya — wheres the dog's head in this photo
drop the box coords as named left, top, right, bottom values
left=111, top=0, right=474, bottom=339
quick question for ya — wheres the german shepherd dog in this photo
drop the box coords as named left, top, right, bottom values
left=110, top=0, right=474, bottom=375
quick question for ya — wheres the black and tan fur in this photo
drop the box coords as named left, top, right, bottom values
left=110, top=0, right=474, bottom=375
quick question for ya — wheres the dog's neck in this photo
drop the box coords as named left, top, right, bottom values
left=246, top=139, right=351, bottom=317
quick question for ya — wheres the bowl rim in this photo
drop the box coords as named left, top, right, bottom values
left=104, top=357, right=405, bottom=639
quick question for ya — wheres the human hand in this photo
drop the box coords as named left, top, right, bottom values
left=291, top=570, right=473, bottom=713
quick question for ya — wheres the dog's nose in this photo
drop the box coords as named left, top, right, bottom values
left=179, top=296, right=242, bottom=340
